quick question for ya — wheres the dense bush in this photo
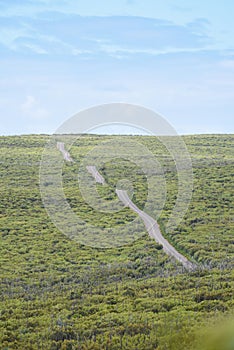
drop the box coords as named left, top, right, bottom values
left=0, top=134, right=233, bottom=349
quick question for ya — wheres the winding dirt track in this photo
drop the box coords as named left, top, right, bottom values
left=86, top=166, right=105, bottom=184
left=57, top=142, right=74, bottom=162
left=116, top=189, right=195, bottom=270
left=57, top=142, right=196, bottom=270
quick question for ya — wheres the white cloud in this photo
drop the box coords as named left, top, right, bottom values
left=0, top=14, right=213, bottom=57
left=98, top=42, right=211, bottom=57
left=21, top=95, right=49, bottom=120
left=21, top=43, right=48, bottom=54
left=0, top=27, right=26, bottom=49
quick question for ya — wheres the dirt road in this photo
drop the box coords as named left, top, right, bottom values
left=116, top=189, right=195, bottom=270
left=87, top=165, right=196, bottom=270
left=86, top=166, right=105, bottom=184
left=57, top=142, right=195, bottom=270
left=57, top=142, right=74, bottom=162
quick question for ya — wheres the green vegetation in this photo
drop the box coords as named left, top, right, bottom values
left=0, top=134, right=233, bottom=349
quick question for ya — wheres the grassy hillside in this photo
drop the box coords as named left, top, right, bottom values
left=0, top=134, right=233, bottom=350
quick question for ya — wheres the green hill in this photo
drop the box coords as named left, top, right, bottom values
left=0, top=134, right=233, bottom=350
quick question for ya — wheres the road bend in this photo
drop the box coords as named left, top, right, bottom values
left=56, top=142, right=196, bottom=270
left=57, top=142, right=74, bottom=162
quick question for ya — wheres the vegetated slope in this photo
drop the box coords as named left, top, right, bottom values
left=0, top=134, right=233, bottom=350
left=59, top=142, right=195, bottom=269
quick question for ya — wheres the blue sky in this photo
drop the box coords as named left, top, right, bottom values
left=0, top=0, right=234, bottom=135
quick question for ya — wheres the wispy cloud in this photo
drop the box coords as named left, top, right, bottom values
left=21, top=95, right=49, bottom=120
left=97, top=43, right=213, bottom=58
left=1, top=1, right=234, bottom=135
left=0, top=14, right=213, bottom=58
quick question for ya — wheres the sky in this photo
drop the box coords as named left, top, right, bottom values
left=0, top=0, right=234, bottom=135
